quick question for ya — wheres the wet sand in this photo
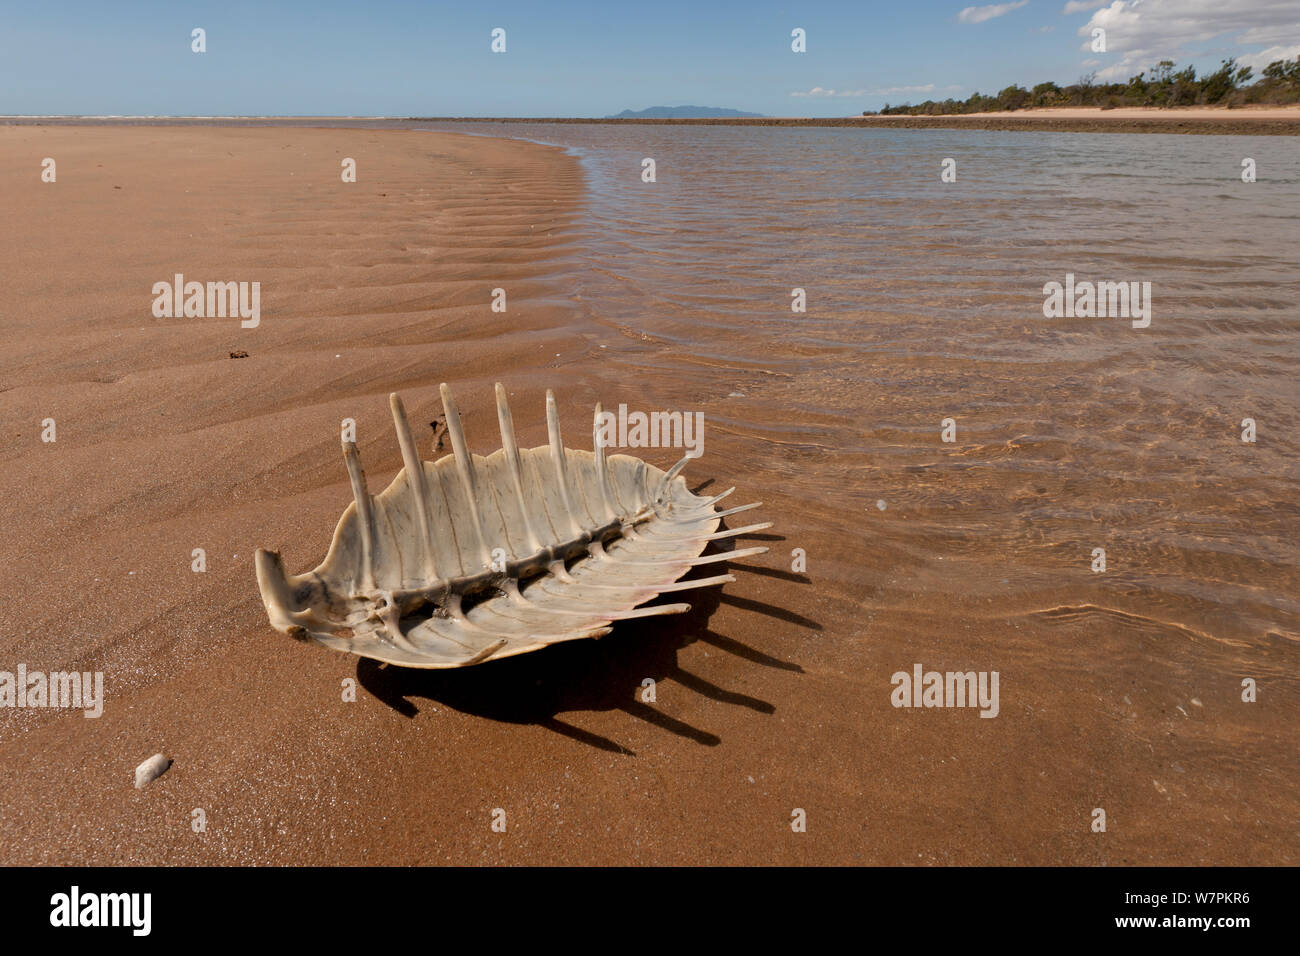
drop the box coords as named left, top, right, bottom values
left=0, top=125, right=1295, bottom=865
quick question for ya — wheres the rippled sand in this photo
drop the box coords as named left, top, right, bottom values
left=0, top=123, right=1295, bottom=864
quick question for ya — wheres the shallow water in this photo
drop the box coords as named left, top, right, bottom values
left=410, top=121, right=1300, bottom=651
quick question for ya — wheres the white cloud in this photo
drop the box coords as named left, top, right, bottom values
left=1077, top=0, right=1300, bottom=80
left=1235, top=43, right=1300, bottom=71
left=958, top=0, right=1030, bottom=24
left=790, top=87, right=869, bottom=97
left=1061, top=0, right=1106, bottom=14
left=792, top=83, right=963, bottom=99
left=1235, top=24, right=1300, bottom=45
left=875, top=83, right=936, bottom=96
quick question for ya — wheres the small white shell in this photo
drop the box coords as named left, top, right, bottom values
left=134, top=753, right=170, bottom=789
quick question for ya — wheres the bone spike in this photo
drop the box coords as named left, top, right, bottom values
left=547, top=573, right=735, bottom=593
left=691, top=546, right=767, bottom=564
left=592, top=536, right=766, bottom=566
left=532, top=600, right=692, bottom=620
left=592, top=402, right=617, bottom=522
left=632, top=459, right=667, bottom=518
left=389, top=393, right=440, bottom=580
left=495, top=383, right=540, bottom=553
left=699, top=487, right=735, bottom=508
left=624, top=488, right=730, bottom=538
left=647, top=572, right=735, bottom=591
left=656, top=452, right=695, bottom=504
left=600, top=602, right=692, bottom=620
left=341, top=440, right=377, bottom=592
left=504, top=578, right=688, bottom=620
left=669, top=501, right=763, bottom=523
left=640, top=463, right=680, bottom=521
left=601, top=546, right=768, bottom=568
left=546, top=390, right=583, bottom=536
left=649, top=521, right=774, bottom=542
left=439, top=383, right=492, bottom=569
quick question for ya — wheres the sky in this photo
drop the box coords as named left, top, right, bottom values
left=1, top=0, right=1297, bottom=116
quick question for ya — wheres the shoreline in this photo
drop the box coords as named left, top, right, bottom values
left=406, top=109, right=1300, bottom=135
left=5, top=107, right=1300, bottom=135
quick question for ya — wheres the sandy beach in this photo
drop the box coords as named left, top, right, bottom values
left=1, top=124, right=1296, bottom=866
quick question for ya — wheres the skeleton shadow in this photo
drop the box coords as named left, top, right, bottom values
left=357, top=487, right=814, bottom=754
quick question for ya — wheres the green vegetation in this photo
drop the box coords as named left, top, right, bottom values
left=864, top=58, right=1300, bottom=115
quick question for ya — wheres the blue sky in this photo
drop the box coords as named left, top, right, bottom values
left=1, top=1, right=1296, bottom=116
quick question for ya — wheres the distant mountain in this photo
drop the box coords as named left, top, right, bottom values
left=608, top=105, right=765, bottom=118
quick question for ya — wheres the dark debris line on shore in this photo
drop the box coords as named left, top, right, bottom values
left=3, top=115, right=1296, bottom=135
left=406, top=115, right=1300, bottom=135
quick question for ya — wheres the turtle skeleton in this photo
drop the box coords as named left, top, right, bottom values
left=255, top=383, right=770, bottom=668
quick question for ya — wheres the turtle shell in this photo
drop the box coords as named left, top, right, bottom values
left=255, top=383, right=769, bottom=667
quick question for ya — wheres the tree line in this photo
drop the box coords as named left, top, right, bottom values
left=866, top=57, right=1300, bottom=115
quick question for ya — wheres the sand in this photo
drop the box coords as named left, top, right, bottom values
left=1, top=125, right=1295, bottom=865
left=0, top=125, right=598, bottom=864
